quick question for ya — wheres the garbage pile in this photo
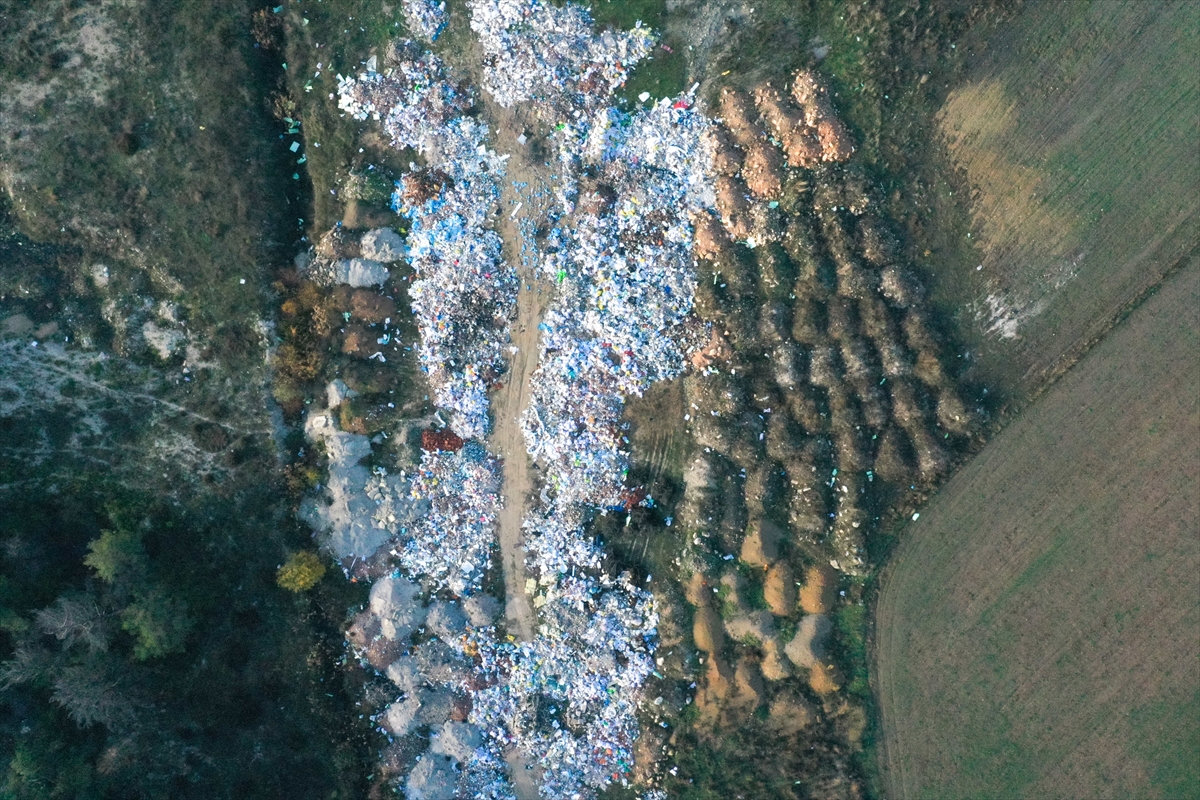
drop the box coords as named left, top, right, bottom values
left=468, top=572, right=658, bottom=798
left=521, top=97, right=715, bottom=508
left=402, top=0, right=448, bottom=43
left=398, top=446, right=502, bottom=595
left=338, top=48, right=517, bottom=440
left=467, top=0, right=654, bottom=110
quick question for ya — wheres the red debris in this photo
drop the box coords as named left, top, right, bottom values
left=421, top=428, right=465, bottom=452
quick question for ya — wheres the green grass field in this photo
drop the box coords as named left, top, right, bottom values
left=874, top=259, right=1200, bottom=799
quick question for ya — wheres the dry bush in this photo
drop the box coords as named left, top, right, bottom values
left=856, top=214, right=901, bottom=266
left=836, top=258, right=880, bottom=301
left=791, top=297, right=825, bottom=344
left=834, top=427, right=872, bottom=472
left=742, top=142, right=784, bottom=200
left=851, top=378, right=891, bottom=429
left=889, top=378, right=926, bottom=431
left=748, top=203, right=785, bottom=245
left=827, top=384, right=864, bottom=438
left=704, top=127, right=744, bottom=176
left=909, top=425, right=951, bottom=482
left=756, top=244, right=792, bottom=295
left=873, top=426, right=916, bottom=483
left=901, top=308, right=939, bottom=352
left=858, top=293, right=898, bottom=341
left=913, top=348, right=949, bottom=388
left=839, top=336, right=880, bottom=385
left=758, top=301, right=791, bottom=344
left=766, top=411, right=806, bottom=463
left=880, top=265, right=925, bottom=308
left=876, top=336, right=914, bottom=378
left=837, top=169, right=875, bottom=216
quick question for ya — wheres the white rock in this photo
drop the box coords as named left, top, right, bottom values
left=335, top=257, right=390, bottom=287
left=405, top=751, right=459, bottom=800
left=326, top=378, right=357, bottom=409
left=142, top=320, right=185, bottom=360
left=431, top=721, right=483, bottom=763
left=360, top=227, right=407, bottom=262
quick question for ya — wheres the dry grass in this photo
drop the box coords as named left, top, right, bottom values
left=874, top=260, right=1200, bottom=800
left=932, top=0, right=1199, bottom=397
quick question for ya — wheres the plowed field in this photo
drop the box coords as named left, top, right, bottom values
left=875, top=259, right=1200, bottom=799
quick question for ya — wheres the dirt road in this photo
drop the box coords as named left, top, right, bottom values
left=436, top=11, right=558, bottom=797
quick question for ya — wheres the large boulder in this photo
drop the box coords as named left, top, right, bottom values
left=405, top=752, right=459, bottom=800
left=360, top=227, right=406, bottom=262
left=425, top=601, right=468, bottom=642
left=462, top=593, right=500, bottom=627
left=724, top=609, right=777, bottom=645
left=335, top=257, right=390, bottom=287
left=431, top=721, right=483, bottom=763
left=692, top=606, right=724, bottom=654
left=763, top=562, right=797, bottom=615
left=370, top=577, right=426, bottom=641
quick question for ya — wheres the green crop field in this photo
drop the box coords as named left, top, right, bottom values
left=874, top=258, right=1200, bottom=799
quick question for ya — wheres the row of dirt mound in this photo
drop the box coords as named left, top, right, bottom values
left=658, top=69, right=980, bottom=797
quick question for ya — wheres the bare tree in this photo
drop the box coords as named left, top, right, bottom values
left=34, top=594, right=111, bottom=653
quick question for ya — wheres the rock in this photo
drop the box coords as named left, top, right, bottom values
left=740, top=517, right=783, bottom=567
left=425, top=601, right=468, bottom=642
left=767, top=695, right=816, bottom=736
left=799, top=564, right=837, bottom=614
left=360, top=227, right=407, bottom=262
left=371, top=577, right=426, bottom=641
left=763, top=562, right=797, bottom=615
left=385, top=694, right=422, bottom=736
left=326, top=378, right=357, bottom=409
left=335, top=257, right=390, bottom=287
left=386, top=655, right=422, bottom=692
left=431, top=721, right=483, bottom=763
left=692, top=605, right=724, bottom=654
left=784, top=613, right=831, bottom=669
left=809, top=662, right=842, bottom=695
left=760, top=636, right=794, bottom=681
left=684, top=572, right=712, bottom=607
left=415, top=640, right=468, bottom=685
left=405, top=751, right=459, bottom=800
left=462, top=594, right=499, bottom=627
left=724, top=610, right=776, bottom=645
left=142, top=320, right=185, bottom=359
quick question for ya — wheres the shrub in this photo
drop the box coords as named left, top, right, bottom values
left=276, top=550, right=327, bottom=592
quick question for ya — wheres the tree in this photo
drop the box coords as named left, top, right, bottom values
left=83, top=528, right=147, bottom=588
left=34, top=594, right=111, bottom=653
left=276, top=550, right=326, bottom=592
left=119, top=590, right=192, bottom=661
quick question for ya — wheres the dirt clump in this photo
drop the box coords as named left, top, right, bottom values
left=799, top=563, right=838, bottom=614
left=763, top=561, right=796, bottom=615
